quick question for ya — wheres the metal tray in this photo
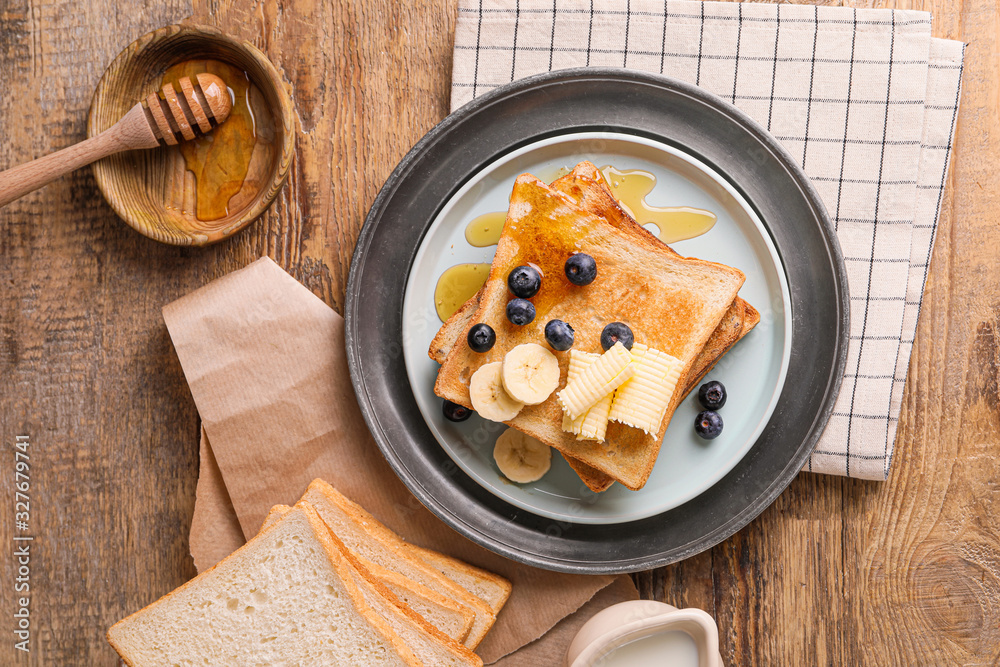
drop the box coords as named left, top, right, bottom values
left=345, top=68, right=848, bottom=573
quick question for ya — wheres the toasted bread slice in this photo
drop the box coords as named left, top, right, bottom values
left=552, top=162, right=760, bottom=400
left=428, top=162, right=751, bottom=378
left=108, top=503, right=417, bottom=666
left=429, top=294, right=483, bottom=365
left=553, top=162, right=754, bottom=394
left=301, top=479, right=507, bottom=649
left=433, top=164, right=757, bottom=491
left=431, top=289, right=746, bottom=382
left=430, top=291, right=749, bottom=493
left=428, top=164, right=754, bottom=492
left=555, top=164, right=757, bottom=491
left=261, top=505, right=476, bottom=644
left=434, top=173, right=745, bottom=490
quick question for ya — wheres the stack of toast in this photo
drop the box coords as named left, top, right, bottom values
left=107, top=479, right=511, bottom=666
left=430, top=162, right=758, bottom=492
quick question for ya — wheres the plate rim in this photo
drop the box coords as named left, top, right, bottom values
left=400, top=130, right=793, bottom=524
left=346, top=67, right=849, bottom=573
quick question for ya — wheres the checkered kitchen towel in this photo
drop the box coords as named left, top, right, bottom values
left=452, top=0, right=965, bottom=480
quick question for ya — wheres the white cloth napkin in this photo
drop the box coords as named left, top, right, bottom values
left=451, top=0, right=964, bottom=481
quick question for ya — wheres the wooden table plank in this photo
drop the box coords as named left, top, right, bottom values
left=1, top=0, right=998, bottom=664
left=848, top=0, right=1000, bottom=663
left=0, top=1, right=202, bottom=665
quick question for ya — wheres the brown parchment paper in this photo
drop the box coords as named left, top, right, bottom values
left=164, top=257, right=635, bottom=662
left=189, top=429, right=245, bottom=572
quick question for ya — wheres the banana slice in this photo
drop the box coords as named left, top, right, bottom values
left=609, top=343, right=683, bottom=435
left=493, top=428, right=552, bottom=483
left=557, top=342, right=635, bottom=420
left=501, top=343, right=560, bottom=405
left=469, top=362, right=524, bottom=422
left=560, top=351, right=613, bottom=441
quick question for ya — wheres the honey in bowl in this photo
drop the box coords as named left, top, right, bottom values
left=159, top=59, right=277, bottom=225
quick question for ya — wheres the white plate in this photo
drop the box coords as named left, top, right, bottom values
left=401, top=132, right=791, bottom=524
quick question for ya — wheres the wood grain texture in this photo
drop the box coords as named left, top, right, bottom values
left=0, top=0, right=997, bottom=665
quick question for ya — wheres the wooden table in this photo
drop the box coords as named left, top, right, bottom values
left=1, top=0, right=997, bottom=664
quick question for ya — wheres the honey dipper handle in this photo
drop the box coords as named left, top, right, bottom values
left=0, top=103, right=159, bottom=208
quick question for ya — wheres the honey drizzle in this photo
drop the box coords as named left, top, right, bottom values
left=434, top=263, right=491, bottom=322
left=598, top=165, right=717, bottom=243
left=161, top=60, right=257, bottom=222
left=465, top=211, right=507, bottom=247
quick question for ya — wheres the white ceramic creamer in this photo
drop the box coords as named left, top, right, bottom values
left=566, top=600, right=723, bottom=667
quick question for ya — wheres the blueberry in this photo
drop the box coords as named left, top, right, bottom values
left=506, top=298, right=536, bottom=326
left=694, top=410, right=723, bottom=439
left=600, top=322, right=634, bottom=351
left=565, top=253, right=597, bottom=286
left=698, top=381, right=727, bottom=410
left=467, top=323, right=496, bottom=353
left=443, top=400, right=473, bottom=422
left=507, top=265, right=542, bottom=298
left=694, top=410, right=722, bottom=440
left=544, top=319, right=575, bottom=351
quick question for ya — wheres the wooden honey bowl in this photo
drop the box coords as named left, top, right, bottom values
left=88, top=24, right=295, bottom=246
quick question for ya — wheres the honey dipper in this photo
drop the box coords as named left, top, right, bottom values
left=0, top=73, right=233, bottom=208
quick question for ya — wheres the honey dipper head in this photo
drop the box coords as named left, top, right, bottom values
left=195, top=73, right=233, bottom=123
left=143, top=72, right=233, bottom=146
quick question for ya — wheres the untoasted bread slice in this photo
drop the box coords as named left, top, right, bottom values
left=301, top=479, right=504, bottom=649
left=261, top=505, right=476, bottom=644
left=260, top=503, right=291, bottom=529
left=434, top=173, right=745, bottom=490
left=275, top=502, right=481, bottom=667
left=108, top=504, right=417, bottom=666
left=356, top=555, right=477, bottom=646
left=343, top=560, right=483, bottom=667
left=308, top=502, right=483, bottom=667
left=400, top=543, right=512, bottom=615
left=256, top=504, right=481, bottom=665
